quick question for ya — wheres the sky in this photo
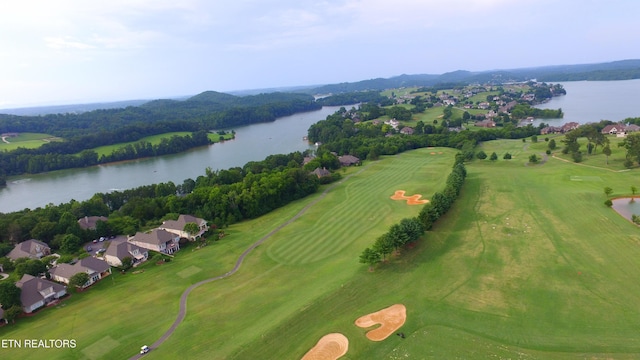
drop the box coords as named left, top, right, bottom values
left=0, top=0, right=639, bottom=108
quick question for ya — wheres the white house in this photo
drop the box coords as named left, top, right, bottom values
left=49, top=257, right=112, bottom=288
left=128, top=229, right=180, bottom=254
left=104, top=237, right=148, bottom=267
left=158, top=214, right=208, bottom=240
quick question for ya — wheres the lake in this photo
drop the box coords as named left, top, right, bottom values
left=0, top=105, right=346, bottom=213
left=532, top=79, right=640, bottom=126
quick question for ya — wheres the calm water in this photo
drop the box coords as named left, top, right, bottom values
left=0, top=105, right=344, bottom=213
left=611, top=198, right=640, bottom=221
left=533, top=79, right=640, bottom=126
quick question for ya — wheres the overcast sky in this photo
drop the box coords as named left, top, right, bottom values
left=1, top=0, right=638, bottom=108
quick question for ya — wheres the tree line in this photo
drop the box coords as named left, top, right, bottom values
left=0, top=92, right=319, bottom=176
left=360, top=160, right=467, bottom=269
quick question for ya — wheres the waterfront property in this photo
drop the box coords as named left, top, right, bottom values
left=103, top=237, right=149, bottom=267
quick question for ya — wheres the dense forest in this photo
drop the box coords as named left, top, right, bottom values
left=0, top=92, right=321, bottom=176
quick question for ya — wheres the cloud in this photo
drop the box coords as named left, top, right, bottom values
left=45, top=37, right=96, bottom=50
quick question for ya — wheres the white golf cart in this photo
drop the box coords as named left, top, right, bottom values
left=140, top=345, right=150, bottom=354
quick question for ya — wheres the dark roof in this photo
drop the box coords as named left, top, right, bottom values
left=16, top=274, right=66, bottom=309
left=338, top=155, right=360, bottom=166
left=7, top=239, right=50, bottom=260
left=77, top=216, right=108, bottom=230
left=49, top=257, right=110, bottom=280
left=312, top=167, right=331, bottom=178
left=132, top=229, right=177, bottom=246
left=161, top=215, right=205, bottom=231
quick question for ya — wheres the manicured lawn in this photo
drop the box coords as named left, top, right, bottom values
left=5, top=143, right=640, bottom=359
left=0, top=133, right=62, bottom=151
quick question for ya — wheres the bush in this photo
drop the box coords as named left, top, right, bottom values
left=503, top=153, right=512, bottom=160
left=546, top=149, right=551, bottom=155
left=572, top=151, right=583, bottom=163
left=489, top=152, right=498, bottom=161
left=529, top=154, right=538, bottom=163
left=604, top=199, right=613, bottom=207
left=476, top=150, right=487, bottom=160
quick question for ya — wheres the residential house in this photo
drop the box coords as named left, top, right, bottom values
left=475, top=120, right=496, bottom=128
left=128, top=229, right=180, bottom=254
left=311, top=167, right=331, bottom=178
left=103, top=237, right=148, bottom=267
left=625, top=124, right=640, bottom=133
left=77, top=216, right=108, bottom=230
left=560, top=122, right=580, bottom=133
left=49, top=257, right=112, bottom=288
left=601, top=124, right=625, bottom=135
left=16, top=274, right=67, bottom=313
left=400, top=127, right=415, bottom=135
left=338, top=155, right=360, bottom=167
left=6, top=239, right=51, bottom=261
left=540, top=126, right=561, bottom=135
left=158, top=214, right=209, bottom=240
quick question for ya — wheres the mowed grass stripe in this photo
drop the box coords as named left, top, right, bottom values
left=269, top=150, right=442, bottom=264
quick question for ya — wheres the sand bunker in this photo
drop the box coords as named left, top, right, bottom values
left=301, top=333, right=349, bottom=360
left=390, top=190, right=429, bottom=205
left=355, top=304, right=407, bottom=341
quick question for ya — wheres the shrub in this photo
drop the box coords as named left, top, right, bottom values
left=604, top=199, right=613, bottom=207
left=546, top=149, right=551, bottom=155
left=476, top=150, right=487, bottom=160
left=529, top=154, right=538, bottom=163
left=503, top=153, right=512, bottom=160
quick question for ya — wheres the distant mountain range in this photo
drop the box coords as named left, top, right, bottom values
left=3, top=59, right=640, bottom=115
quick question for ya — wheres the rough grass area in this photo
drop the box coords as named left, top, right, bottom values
left=0, top=132, right=62, bottom=151
left=4, top=144, right=640, bottom=359
left=86, top=132, right=233, bottom=157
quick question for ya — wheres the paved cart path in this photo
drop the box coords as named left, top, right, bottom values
left=131, top=165, right=368, bottom=359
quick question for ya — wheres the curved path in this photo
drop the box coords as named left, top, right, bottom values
left=130, top=165, right=369, bottom=359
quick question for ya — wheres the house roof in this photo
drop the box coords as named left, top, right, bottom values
left=312, top=167, right=331, bottom=178
left=105, top=238, right=146, bottom=260
left=77, top=216, right=108, bottom=230
left=131, top=229, right=177, bottom=246
left=16, top=274, right=66, bottom=308
left=7, top=239, right=50, bottom=260
left=338, top=155, right=360, bottom=166
left=400, top=127, right=414, bottom=134
left=161, top=215, right=205, bottom=231
left=49, top=257, right=110, bottom=280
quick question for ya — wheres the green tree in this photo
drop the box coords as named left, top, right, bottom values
left=183, top=222, right=200, bottom=240
left=4, top=304, right=22, bottom=323
left=531, top=135, right=538, bottom=143
left=529, top=154, right=538, bottom=163
left=69, top=272, right=90, bottom=289
left=0, top=282, right=21, bottom=309
left=548, top=139, right=557, bottom=150
left=476, top=150, right=487, bottom=160
left=603, top=144, right=612, bottom=164
left=359, top=248, right=381, bottom=271
left=618, top=133, right=640, bottom=165
left=60, top=234, right=82, bottom=253
left=121, top=256, right=133, bottom=270
left=604, top=187, right=613, bottom=197
left=503, top=153, right=512, bottom=160
left=604, top=199, right=613, bottom=207
left=632, top=186, right=638, bottom=195
left=15, top=259, right=47, bottom=277
left=490, top=152, right=498, bottom=161
left=372, top=233, right=393, bottom=261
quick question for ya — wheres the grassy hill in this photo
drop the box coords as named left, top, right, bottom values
left=3, top=145, right=640, bottom=359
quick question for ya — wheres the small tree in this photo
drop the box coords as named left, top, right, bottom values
left=548, top=139, right=557, bottom=150
left=0, top=282, right=21, bottom=309
left=183, top=222, right=200, bottom=240
left=4, top=305, right=22, bottom=324
left=604, top=187, right=613, bottom=197
left=69, top=272, right=90, bottom=290
left=603, top=145, right=612, bottom=164
left=359, top=248, right=381, bottom=271
left=632, top=186, right=638, bottom=195
left=121, top=256, right=133, bottom=271
left=604, top=199, right=613, bottom=207
left=529, top=154, right=539, bottom=163
left=503, top=153, right=512, bottom=160
left=490, top=152, right=498, bottom=161
left=531, top=135, right=538, bottom=143
left=476, top=150, right=487, bottom=160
